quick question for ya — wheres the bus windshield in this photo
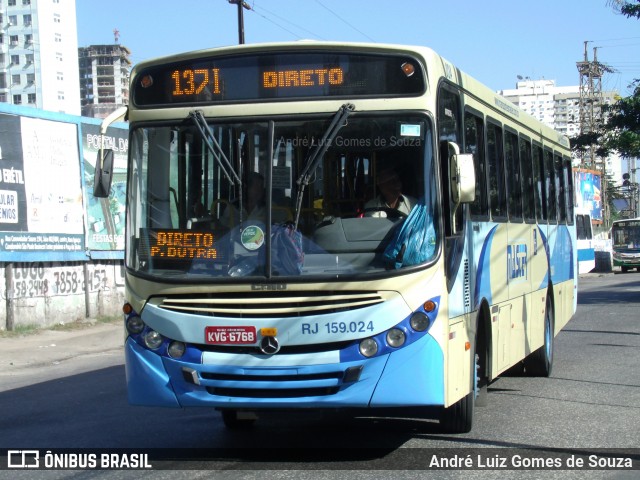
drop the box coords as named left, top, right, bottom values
left=125, top=112, right=437, bottom=280
left=612, top=220, right=640, bottom=249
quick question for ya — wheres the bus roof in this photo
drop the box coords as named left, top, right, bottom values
left=129, top=40, right=569, bottom=150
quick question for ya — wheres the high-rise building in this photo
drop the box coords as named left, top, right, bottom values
left=498, top=79, right=621, bottom=181
left=0, top=0, right=80, bottom=115
left=499, top=79, right=618, bottom=138
left=78, top=43, right=130, bottom=118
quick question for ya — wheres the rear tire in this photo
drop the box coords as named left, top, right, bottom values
left=474, top=318, right=489, bottom=408
left=524, top=293, right=554, bottom=377
left=475, top=353, right=488, bottom=407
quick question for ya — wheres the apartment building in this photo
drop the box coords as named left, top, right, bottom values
left=0, top=0, right=80, bottom=115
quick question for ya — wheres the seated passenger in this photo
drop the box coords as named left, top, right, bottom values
left=365, top=167, right=416, bottom=217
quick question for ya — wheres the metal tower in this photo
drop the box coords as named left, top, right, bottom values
left=576, top=41, right=605, bottom=169
left=576, top=41, right=615, bottom=226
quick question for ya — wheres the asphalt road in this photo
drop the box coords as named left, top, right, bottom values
left=0, top=272, right=638, bottom=479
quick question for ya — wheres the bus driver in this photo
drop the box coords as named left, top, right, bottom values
left=365, top=167, right=416, bottom=217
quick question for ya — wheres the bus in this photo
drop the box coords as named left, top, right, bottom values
left=611, top=218, right=640, bottom=272
left=575, top=208, right=594, bottom=274
left=95, top=41, right=577, bottom=433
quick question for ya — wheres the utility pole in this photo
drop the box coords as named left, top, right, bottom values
left=228, top=0, right=252, bottom=44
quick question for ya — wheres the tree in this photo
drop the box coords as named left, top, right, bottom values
left=607, top=0, right=640, bottom=19
left=602, top=82, right=640, bottom=158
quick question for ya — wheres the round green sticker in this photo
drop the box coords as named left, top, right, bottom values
left=240, top=225, right=265, bottom=250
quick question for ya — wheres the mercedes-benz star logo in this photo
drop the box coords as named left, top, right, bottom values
left=259, top=336, right=280, bottom=355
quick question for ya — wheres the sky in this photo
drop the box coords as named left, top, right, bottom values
left=76, top=0, right=640, bottom=96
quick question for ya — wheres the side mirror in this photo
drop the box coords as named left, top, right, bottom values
left=93, top=105, right=128, bottom=198
left=93, top=148, right=114, bottom=198
left=448, top=142, right=476, bottom=204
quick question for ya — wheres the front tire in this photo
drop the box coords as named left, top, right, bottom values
left=524, top=293, right=554, bottom=377
left=440, top=330, right=482, bottom=433
left=440, top=386, right=474, bottom=433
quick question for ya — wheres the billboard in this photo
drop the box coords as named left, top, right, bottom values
left=81, top=122, right=128, bottom=256
left=574, top=169, right=602, bottom=222
left=0, top=105, right=128, bottom=262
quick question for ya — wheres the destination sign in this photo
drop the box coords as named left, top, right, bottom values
left=150, top=231, right=219, bottom=260
left=140, top=229, right=229, bottom=266
left=132, top=51, right=425, bottom=106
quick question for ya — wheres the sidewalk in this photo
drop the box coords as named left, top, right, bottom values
left=0, top=321, right=124, bottom=390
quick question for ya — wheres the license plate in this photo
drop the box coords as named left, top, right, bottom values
left=205, top=326, right=256, bottom=345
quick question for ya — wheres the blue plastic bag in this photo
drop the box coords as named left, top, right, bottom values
left=271, top=223, right=304, bottom=275
left=383, top=203, right=436, bottom=269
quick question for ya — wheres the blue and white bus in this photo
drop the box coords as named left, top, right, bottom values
left=95, top=41, right=577, bottom=433
left=576, top=208, right=595, bottom=274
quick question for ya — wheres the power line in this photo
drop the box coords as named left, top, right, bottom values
left=313, top=0, right=375, bottom=42
left=590, top=36, right=640, bottom=42
left=251, top=1, right=326, bottom=40
left=246, top=4, right=303, bottom=39
left=596, top=42, right=640, bottom=49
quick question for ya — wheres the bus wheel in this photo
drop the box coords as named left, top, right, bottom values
left=621, top=266, right=629, bottom=273
left=524, top=294, right=554, bottom=377
left=475, top=355, right=488, bottom=408
left=220, top=410, right=257, bottom=429
left=439, top=339, right=476, bottom=433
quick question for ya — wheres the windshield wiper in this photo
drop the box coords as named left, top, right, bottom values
left=189, top=110, right=245, bottom=224
left=189, top=110, right=241, bottom=186
left=293, top=103, right=355, bottom=229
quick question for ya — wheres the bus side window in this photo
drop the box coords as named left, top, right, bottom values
left=563, top=156, right=574, bottom=225
left=532, top=143, right=546, bottom=222
left=437, top=84, right=465, bottom=288
left=577, top=215, right=583, bottom=238
left=544, top=148, right=557, bottom=223
left=504, top=129, right=522, bottom=222
left=464, top=111, right=488, bottom=219
left=519, top=137, right=535, bottom=222
left=437, top=85, right=463, bottom=237
left=555, top=152, right=566, bottom=224
left=486, top=121, right=506, bottom=220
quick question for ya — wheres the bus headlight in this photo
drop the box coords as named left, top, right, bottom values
left=359, top=338, right=378, bottom=358
left=410, top=312, right=430, bottom=332
left=386, top=328, right=406, bottom=348
left=144, top=330, right=164, bottom=350
left=168, top=341, right=186, bottom=359
left=126, top=316, right=145, bottom=334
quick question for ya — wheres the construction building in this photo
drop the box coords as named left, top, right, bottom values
left=78, top=43, right=131, bottom=118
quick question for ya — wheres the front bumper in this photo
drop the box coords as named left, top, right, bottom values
left=125, top=331, right=445, bottom=409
